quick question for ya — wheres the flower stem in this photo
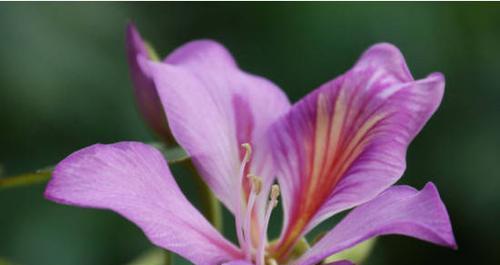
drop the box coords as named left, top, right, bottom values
left=163, top=250, right=172, bottom=265
left=0, top=143, right=189, bottom=190
left=182, top=160, right=223, bottom=230
left=0, top=168, right=52, bottom=189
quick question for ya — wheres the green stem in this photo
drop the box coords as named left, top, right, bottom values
left=163, top=250, right=172, bottom=265
left=0, top=169, right=52, bottom=189
left=183, top=160, right=223, bottom=231
left=0, top=143, right=188, bottom=190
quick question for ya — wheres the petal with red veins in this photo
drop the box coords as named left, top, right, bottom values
left=269, top=43, right=445, bottom=258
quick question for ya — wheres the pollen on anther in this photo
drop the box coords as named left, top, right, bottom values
left=270, top=184, right=280, bottom=208
left=248, top=174, right=263, bottom=194
left=271, top=184, right=280, bottom=199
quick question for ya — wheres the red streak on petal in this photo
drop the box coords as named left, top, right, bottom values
left=273, top=89, right=386, bottom=261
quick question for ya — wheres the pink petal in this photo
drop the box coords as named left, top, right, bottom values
left=146, top=41, right=291, bottom=219
left=269, top=43, right=445, bottom=257
left=125, top=23, right=173, bottom=144
left=45, top=142, right=241, bottom=265
left=222, top=260, right=254, bottom=265
left=295, top=183, right=456, bottom=265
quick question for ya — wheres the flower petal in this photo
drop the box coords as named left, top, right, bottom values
left=269, top=43, right=445, bottom=257
left=295, top=183, right=456, bottom=265
left=45, top=142, right=241, bottom=265
left=146, top=41, right=291, bottom=218
left=222, top=260, right=254, bottom=265
left=125, top=23, right=173, bottom=144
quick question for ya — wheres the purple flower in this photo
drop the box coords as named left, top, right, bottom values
left=45, top=25, right=456, bottom=265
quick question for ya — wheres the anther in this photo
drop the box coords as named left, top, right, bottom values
left=241, top=143, right=252, bottom=163
left=266, top=258, right=278, bottom=265
left=248, top=175, right=263, bottom=195
left=270, top=184, right=280, bottom=206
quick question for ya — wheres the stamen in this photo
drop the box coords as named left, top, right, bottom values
left=256, top=184, right=281, bottom=265
left=243, top=175, right=263, bottom=259
left=235, top=143, right=253, bottom=256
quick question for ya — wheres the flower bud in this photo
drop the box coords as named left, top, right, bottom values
left=125, top=22, right=175, bottom=146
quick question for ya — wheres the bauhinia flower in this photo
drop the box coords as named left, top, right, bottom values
left=44, top=24, right=456, bottom=265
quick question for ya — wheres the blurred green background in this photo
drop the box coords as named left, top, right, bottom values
left=0, top=2, right=498, bottom=265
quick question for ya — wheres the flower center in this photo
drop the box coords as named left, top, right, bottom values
left=236, top=143, right=281, bottom=265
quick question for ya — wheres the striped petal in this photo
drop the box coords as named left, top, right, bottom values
left=222, top=260, right=254, bottom=265
left=295, top=183, right=456, bottom=265
left=146, top=41, right=291, bottom=220
left=45, top=142, right=241, bottom=265
left=269, top=43, right=445, bottom=259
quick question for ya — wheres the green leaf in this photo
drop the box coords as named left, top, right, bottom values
left=324, top=238, right=377, bottom=265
